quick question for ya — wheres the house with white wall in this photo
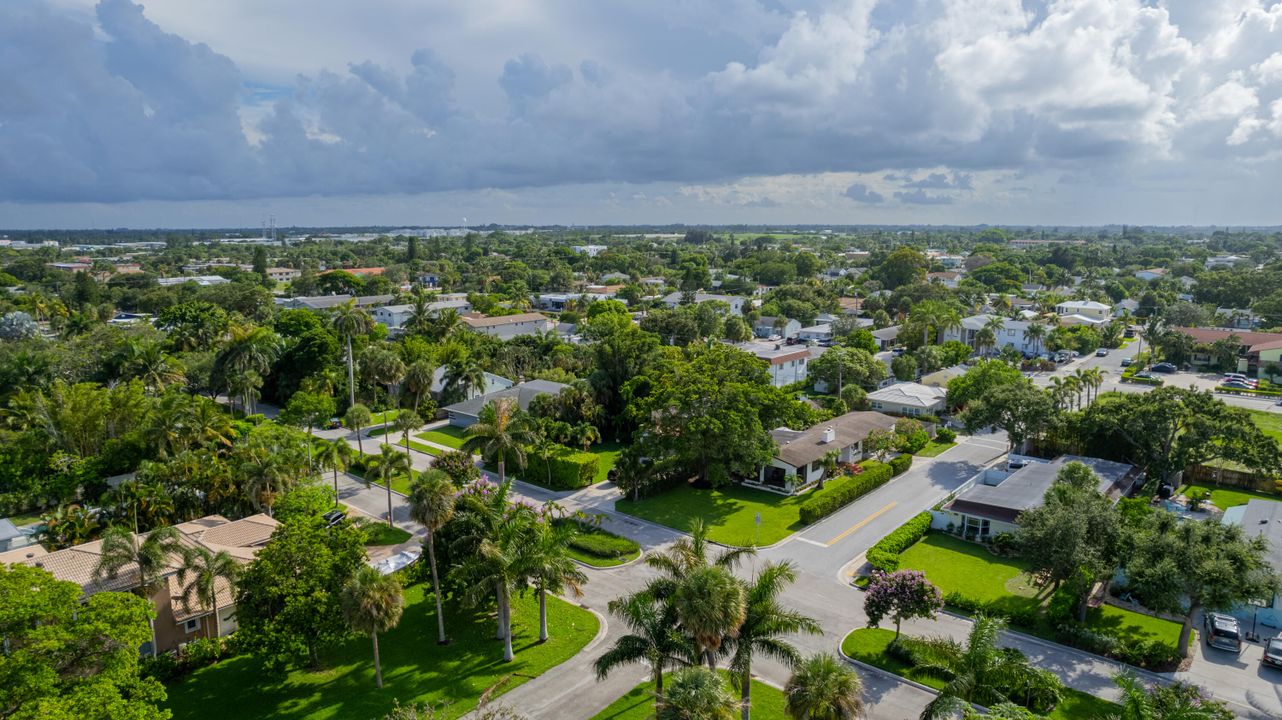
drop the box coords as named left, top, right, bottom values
left=867, top=382, right=948, bottom=417
left=941, top=314, right=1041, bottom=355
left=753, top=411, right=898, bottom=494
left=1054, top=300, right=1111, bottom=323
left=660, top=291, right=748, bottom=314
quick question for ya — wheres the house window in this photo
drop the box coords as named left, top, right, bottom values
left=810, top=460, right=823, bottom=473
left=964, top=516, right=990, bottom=538
left=872, top=401, right=883, bottom=409
left=184, top=619, right=200, bottom=633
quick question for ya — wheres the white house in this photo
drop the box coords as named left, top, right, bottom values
left=1054, top=300, right=1111, bottom=323
left=660, top=291, right=748, bottom=315
left=753, top=316, right=802, bottom=339
left=753, top=411, right=899, bottom=494
left=736, top=341, right=810, bottom=387
left=871, top=325, right=901, bottom=350
left=571, top=244, right=608, bottom=257
left=460, top=312, right=552, bottom=339
left=867, top=382, right=948, bottom=417
left=941, top=314, right=1040, bottom=355
left=1206, top=255, right=1248, bottom=269
left=926, top=271, right=962, bottom=289
left=1222, top=500, right=1282, bottom=630
left=157, top=275, right=230, bottom=287
left=373, top=299, right=472, bottom=330
left=797, top=323, right=834, bottom=344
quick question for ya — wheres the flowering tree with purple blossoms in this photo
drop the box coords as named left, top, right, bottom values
left=863, top=569, right=943, bottom=639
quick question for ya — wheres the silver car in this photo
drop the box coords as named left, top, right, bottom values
left=1203, top=612, right=1243, bottom=653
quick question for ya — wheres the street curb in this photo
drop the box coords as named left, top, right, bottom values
left=570, top=549, right=647, bottom=571
left=836, top=637, right=942, bottom=697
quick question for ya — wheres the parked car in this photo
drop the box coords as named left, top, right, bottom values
left=1264, top=636, right=1282, bottom=670
left=1204, top=612, right=1244, bottom=653
left=1222, top=381, right=1253, bottom=390
left=1135, top=371, right=1154, bottom=379
left=1123, top=327, right=1136, bottom=338
left=1151, top=362, right=1177, bottom=373
left=1121, top=357, right=1134, bottom=367
left=1095, top=348, right=1109, bottom=357
left=1224, top=373, right=1249, bottom=382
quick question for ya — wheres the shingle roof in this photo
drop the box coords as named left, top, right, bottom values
left=1173, top=327, right=1282, bottom=347
left=771, top=411, right=898, bottom=468
left=1231, top=500, right=1282, bottom=576
left=461, top=312, right=549, bottom=328
left=867, top=382, right=947, bottom=408
left=443, top=380, right=569, bottom=419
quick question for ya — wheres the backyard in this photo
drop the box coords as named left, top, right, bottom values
left=895, top=533, right=1183, bottom=649
left=590, top=673, right=785, bottom=720
left=165, top=585, right=598, bottom=720
left=842, top=628, right=1118, bottom=720
left=616, top=474, right=871, bottom=546
left=1179, top=482, right=1279, bottom=511
left=1247, top=408, right=1282, bottom=444
left=417, top=429, right=621, bottom=485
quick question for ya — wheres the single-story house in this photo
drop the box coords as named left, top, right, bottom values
left=1215, top=308, right=1262, bottom=330
left=867, top=382, right=948, bottom=417
left=660, top=291, right=748, bottom=315
left=920, top=365, right=967, bottom=389
left=460, top=312, right=552, bottom=339
left=935, top=455, right=1140, bottom=539
left=281, top=294, right=395, bottom=311
left=797, top=323, right=834, bottom=344
left=871, top=325, right=901, bottom=350
left=0, top=514, right=279, bottom=654
left=442, top=379, right=568, bottom=427
left=1134, top=268, right=1166, bottom=281
left=430, top=367, right=513, bottom=402
left=754, top=411, right=899, bottom=494
left=157, top=275, right=231, bottom=287
left=1221, top=500, right=1282, bottom=629
left=927, top=271, right=962, bottom=289
left=1206, top=255, right=1248, bottom=269
left=754, top=316, right=802, bottom=339
left=372, top=299, right=473, bottom=330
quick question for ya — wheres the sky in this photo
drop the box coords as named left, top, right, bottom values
left=1, top=0, right=1281, bottom=229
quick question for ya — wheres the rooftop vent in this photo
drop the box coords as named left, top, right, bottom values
left=822, top=427, right=836, bottom=444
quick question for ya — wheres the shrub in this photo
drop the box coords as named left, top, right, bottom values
left=140, top=653, right=181, bottom=683
left=989, top=532, right=1019, bottom=557
left=556, top=520, right=640, bottom=560
left=799, top=461, right=893, bottom=525
left=520, top=444, right=600, bottom=489
left=184, top=637, right=223, bottom=667
left=866, top=512, right=932, bottom=572
left=934, top=427, right=956, bottom=443
left=888, top=454, right=913, bottom=476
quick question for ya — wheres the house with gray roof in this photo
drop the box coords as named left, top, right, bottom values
left=751, top=411, right=898, bottom=494
left=1222, top=499, right=1282, bottom=630
left=442, top=379, right=569, bottom=428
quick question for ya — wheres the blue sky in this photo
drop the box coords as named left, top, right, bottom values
left=2, top=0, right=1282, bottom=228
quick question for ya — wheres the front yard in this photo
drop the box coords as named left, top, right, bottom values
left=591, top=673, right=785, bottom=720
left=914, top=440, right=957, bottom=458
left=165, top=585, right=598, bottom=720
left=617, top=473, right=873, bottom=546
left=416, top=425, right=469, bottom=449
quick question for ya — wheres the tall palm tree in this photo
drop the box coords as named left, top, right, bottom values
left=729, top=562, right=821, bottom=720
left=405, top=291, right=435, bottom=336
left=785, top=654, right=866, bottom=720
left=458, top=504, right=536, bottom=662
left=394, top=409, right=424, bottom=486
left=93, top=525, right=186, bottom=656
left=673, top=565, right=747, bottom=669
left=367, top=444, right=410, bottom=527
left=344, top=403, right=373, bottom=458
left=646, top=518, right=756, bottom=599
left=317, top=438, right=355, bottom=507
left=595, top=591, right=698, bottom=710
left=125, top=340, right=187, bottom=394
left=177, top=546, right=240, bottom=641
left=571, top=423, right=601, bottom=452
left=1024, top=322, right=1047, bottom=357
left=524, top=519, right=587, bottom=642
left=340, top=566, right=405, bottom=689
left=408, top=469, right=456, bottom=645
left=403, top=359, right=436, bottom=412
left=910, top=300, right=962, bottom=347
left=217, top=324, right=281, bottom=412
left=1108, top=673, right=1231, bottom=720
left=658, top=666, right=740, bottom=720
left=461, top=397, right=537, bottom=487
left=443, top=358, right=486, bottom=403
left=975, top=327, right=997, bottom=357
left=331, top=300, right=375, bottom=407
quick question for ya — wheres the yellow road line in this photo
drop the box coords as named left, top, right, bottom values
left=826, top=502, right=898, bottom=547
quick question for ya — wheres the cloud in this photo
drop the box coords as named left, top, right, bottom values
left=844, top=183, right=885, bottom=203
left=1, top=0, right=1282, bottom=226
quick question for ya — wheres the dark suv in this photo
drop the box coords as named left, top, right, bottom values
left=1203, top=612, right=1243, bottom=653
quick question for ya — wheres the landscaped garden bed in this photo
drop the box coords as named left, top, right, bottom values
left=554, top=519, right=641, bottom=567
left=590, top=672, right=786, bottom=720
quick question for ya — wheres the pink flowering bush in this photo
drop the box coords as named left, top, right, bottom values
left=863, top=569, right=943, bottom=639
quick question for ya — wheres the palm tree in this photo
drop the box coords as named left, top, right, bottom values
left=785, top=654, right=865, bottom=720
left=910, top=300, right=962, bottom=347
left=344, top=403, right=373, bottom=458
left=524, top=519, right=587, bottom=642
left=658, top=666, right=740, bottom=720
left=331, top=300, right=375, bottom=407
left=975, top=327, right=997, bottom=357
left=443, top=358, right=486, bottom=403
left=405, top=291, right=435, bottom=336
left=461, top=397, right=537, bottom=487
left=177, top=546, right=240, bottom=641
left=93, top=525, right=186, bottom=656
left=571, top=423, right=601, bottom=452
left=394, top=409, right=424, bottom=483
left=1108, top=673, right=1230, bottom=720
left=673, top=565, right=747, bottom=669
left=341, top=566, right=405, bottom=689
left=914, top=614, right=1062, bottom=720
left=729, top=561, right=820, bottom=720
left=595, top=591, right=698, bottom=709
left=646, top=518, right=756, bottom=599
left=1024, top=322, right=1047, bottom=357
left=408, top=469, right=456, bottom=645
left=458, top=503, right=536, bottom=662
left=317, top=438, right=355, bottom=507
left=403, top=359, right=436, bottom=412
left=367, top=445, right=410, bottom=527
left=125, top=340, right=187, bottom=394
left=217, top=324, right=281, bottom=413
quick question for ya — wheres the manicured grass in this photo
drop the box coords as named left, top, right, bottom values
left=1180, top=482, right=1278, bottom=510
left=363, top=523, right=412, bottom=546
left=556, top=520, right=642, bottom=568
left=617, top=474, right=874, bottom=546
left=165, top=585, right=598, bottom=720
left=590, top=672, right=786, bottom=720
left=1088, top=604, right=1183, bottom=648
left=915, top=441, right=956, bottom=458
left=370, top=409, right=400, bottom=425
left=1245, top=408, right=1282, bottom=444
left=565, top=546, right=638, bottom=567
left=417, top=426, right=469, bottom=450
left=6, top=510, right=44, bottom=526
left=589, top=441, right=623, bottom=484
left=366, top=472, right=413, bottom=496
left=841, top=629, right=1117, bottom=720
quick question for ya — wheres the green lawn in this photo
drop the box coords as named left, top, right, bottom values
left=558, top=520, right=642, bottom=568
left=915, top=441, right=957, bottom=458
left=617, top=475, right=872, bottom=546
left=589, top=441, right=623, bottom=484
left=1180, top=482, right=1278, bottom=510
left=363, top=524, right=412, bottom=546
left=165, top=585, right=598, bottom=720
left=370, top=409, right=400, bottom=425
left=417, top=426, right=469, bottom=450
left=590, top=672, right=786, bottom=720
left=6, top=510, right=44, bottom=526
left=841, top=629, right=1117, bottom=720
left=366, top=471, right=413, bottom=496
left=896, top=534, right=1184, bottom=649
left=1246, top=408, right=1282, bottom=444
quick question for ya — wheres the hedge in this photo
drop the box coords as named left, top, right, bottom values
left=1121, top=375, right=1163, bottom=386
left=866, top=512, right=932, bottom=572
left=1216, top=385, right=1282, bottom=397
left=888, top=454, right=913, bottom=476
left=555, top=520, right=641, bottom=560
left=517, top=444, right=600, bottom=490
left=798, top=461, right=893, bottom=525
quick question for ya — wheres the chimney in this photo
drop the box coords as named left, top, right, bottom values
left=822, top=427, right=835, bottom=444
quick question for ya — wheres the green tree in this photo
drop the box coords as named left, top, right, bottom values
left=1125, top=512, right=1279, bottom=658
left=595, top=591, right=697, bottom=711
left=0, top=564, right=168, bottom=720
left=92, top=525, right=186, bottom=656
left=959, top=381, right=1056, bottom=453
left=863, top=570, right=944, bottom=639
left=235, top=517, right=366, bottom=671
left=658, top=666, right=740, bottom=720
left=408, top=469, right=457, bottom=645
left=433, top=448, right=482, bottom=485
left=871, top=248, right=928, bottom=290
left=344, top=403, right=373, bottom=457
left=808, top=346, right=887, bottom=393
left=905, top=299, right=962, bottom=348
left=891, top=354, right=917, bottom=381
left=177, top=546, right=241, bottom=641
left=729, top=561, right=820, bottom=720
left=462, top=397, right=537, bottom=487
left=784, top=653, right=866, bottom=720
left=945, top=359, right=1024, bottom=411
left=331, top=300, right=375, bottom=407
left=524, top=518, right=587, bottom=641
left=674, top=566, right=747, bottom=669
left=281, top=390, right=337, bottom=459
left=341, top=566, right=406, bottom=689
left=317, top=438, right=355, bottom=507
left=1108, top=673, right=1233, bottom=720
left=455, top=499, right=536, bottom=662
left=367, top=444, right=411, bottom=528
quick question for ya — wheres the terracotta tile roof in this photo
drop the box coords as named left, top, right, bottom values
left=1173, top=327, right=1282, bottom=347
left=461, top=312, right=549, bottom=328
